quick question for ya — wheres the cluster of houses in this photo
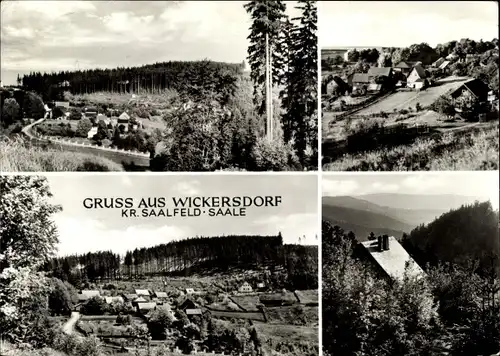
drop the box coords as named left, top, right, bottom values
left=324, top=56, right=496, bottom=108
left=44, top=101, right=143, bottom=138
left=76, top=287, right=206, bottom=319
left=75, top=281, right=267, bottom=318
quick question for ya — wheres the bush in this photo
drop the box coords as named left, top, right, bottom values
left=250, top=137, right=297, bottom=171
left=80, top=296, right=109, bottom=315
left=22, top=92, right=45, bottom=119
left=76, top=118, right=92, bottom=138
left=2, top=98, right=22, bottom=127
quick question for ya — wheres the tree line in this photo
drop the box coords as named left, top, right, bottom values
left=18, top=60, right=243, bottom=105
left=42, top=234, right=319, bottom=290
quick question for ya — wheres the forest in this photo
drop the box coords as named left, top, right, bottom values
left=322, top=199, right=500, bottom=356
left=17, top=61, right=242, bottom=106
left=43, top=234, right=318, bottom=291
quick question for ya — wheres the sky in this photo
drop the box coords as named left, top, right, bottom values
left=42, top=174, right=318, bottom=256
left=322, top=172, right=499, bottom=210
left=319, top=1, right=499, bottom=48
left=0, top=0, right=301, bottom=85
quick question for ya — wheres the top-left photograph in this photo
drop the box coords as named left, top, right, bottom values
left=0, top=0, right=318, bottom=172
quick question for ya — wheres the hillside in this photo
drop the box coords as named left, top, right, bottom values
left=357, top=193, right=488, bottom=211
left=322, top=204, right=413, bottom=241
left=323, top=196, right=447, bottom=226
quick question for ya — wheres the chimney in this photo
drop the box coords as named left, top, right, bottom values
left=383, top=235, right=390, bottom=250
left=377, top=236, right=383, bottom=251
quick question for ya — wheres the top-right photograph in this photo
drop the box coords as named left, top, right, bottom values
left=320, top=1, right=499, bottom=171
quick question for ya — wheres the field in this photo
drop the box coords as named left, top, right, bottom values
left=324, top=120, right=499, bottom=171
left=356, top=76, right=470, bottom=115
left=294, top=290, right=318, bottom=305
left=254, top=322, right=319, bottom=356
left=230, top=294, right=262, bottom=311
left=0, top=137, right=124, bottom=172
left=264, top=305, right=318, bottom=326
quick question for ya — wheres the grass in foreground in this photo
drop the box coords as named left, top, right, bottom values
left=323, top=121, right=499, bottom=171
left=0, top=137, right=124, bottom=172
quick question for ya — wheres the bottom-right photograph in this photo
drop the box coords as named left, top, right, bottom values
left=321, top=172, right=500, bottom=356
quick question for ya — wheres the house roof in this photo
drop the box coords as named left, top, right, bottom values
left=367, top=83, right=382, bottom=91
left=368, top=67, right=392, bottom=77
left=394, top=61, right=418, bottom=69
left=432, top=57, right=446, bottom=67
left=55, top=101, right=70, bottom=108
left=352, top=73, right=370, bottom=83
left=135, top=289, right=150, bottom=296
left=81, top=290, right=100, bottom=297
left=185, top=308, right=202, bottom=315
left=438, top=61, right=451, bottom=70
left=154, top=291, right=168, bottom=298
left=137, top=302, right=156, bottom=311
left=463, top=78, right=490, bottom=97
left=119, top=112, right=130, bottom=121
left=360, top=236, right=425, bottom=281
left=134, top=296, right=147, bottom=303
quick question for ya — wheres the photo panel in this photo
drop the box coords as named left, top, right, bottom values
left=321, top=171, right=500, bottom=355
left=0, top=173, right=319, bottom=355
left=319, top=1, right=499, bottom=171
left=0, top=0, right=319, bottom=172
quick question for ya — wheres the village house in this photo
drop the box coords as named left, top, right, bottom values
left=238, top=282, right=253, bottom=293
left=185, top=288, right=195, bottom=295
left=432, top=57, right=446, bottom=68
left=87, top=127, right=98, bottom=139
left=352, top=73, right=370, bottom=92
left=136, top=302, right=157, bottom=315
left=83, top=107, right=98, bottom=120
left=393, top=61, right=418, bottom=75
left=449, top=78, right=489, bottom=103
left=257, top=282, right=265, bottom=290
left=152, top=291, right=168, bottom=299
left=360, top=236, right=425, bottom=282
left=406, top=64, right=427, bottom=90
left=367, top=67, right=393, bottom=82
left=77, top=290, right=100, bottom=302
left=438, top=60, right=451, bottom=75
left=134, top=289, right=150, bottom=297
left=54, top=101, right=70, bottom=109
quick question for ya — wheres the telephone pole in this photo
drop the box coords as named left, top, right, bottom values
left=265, top=32, right=272, bottom=142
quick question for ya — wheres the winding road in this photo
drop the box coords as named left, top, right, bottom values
left=21, top=115, right=151, bottom=169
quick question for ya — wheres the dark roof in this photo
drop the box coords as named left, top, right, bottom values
left=411, top=64, right=426, bottom=79
left=185, top=308, right=202, bottom=315
left=394, top=61, right=417, bottom=69
left=432, top=57, right=446, bottom=67
left=367, top=67, right=392, bottom=77
left=352, top=73, right=370, bottom=83
left=462, top=78, right=489, bottom=98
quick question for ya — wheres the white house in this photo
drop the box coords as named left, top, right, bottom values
left=135, top=289, right=150, bottom=297
left=87, top=127, right=98, bottom=139
left=238, top=282, right=253, bottom=293
left=407, top=64, right=427, bottom=90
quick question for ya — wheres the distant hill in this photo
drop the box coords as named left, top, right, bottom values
left=322, top=203, right=414, bottom=241
left=322, top=194, right=493, bottom=242
left=323, top=196, right=448, bottom=226
left=356, top=193, right=487, bottom=211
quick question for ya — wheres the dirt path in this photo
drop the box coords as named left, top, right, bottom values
left=62, top=312, right=81, bottom=335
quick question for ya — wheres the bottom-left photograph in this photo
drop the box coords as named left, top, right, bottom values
left=0, top=174, right=319, bottom=356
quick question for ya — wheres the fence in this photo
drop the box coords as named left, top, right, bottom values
left=31, top=132, right=150, bottom=158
